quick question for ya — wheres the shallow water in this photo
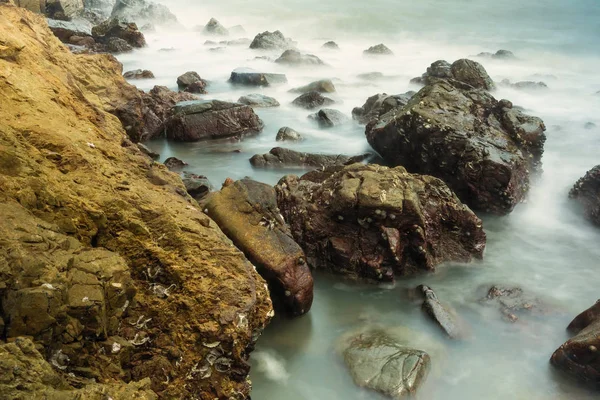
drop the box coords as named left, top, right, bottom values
left=118, top=1, right=600, bottom=398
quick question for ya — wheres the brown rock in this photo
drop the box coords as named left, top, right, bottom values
left=569, top=166, right=600, bottom=226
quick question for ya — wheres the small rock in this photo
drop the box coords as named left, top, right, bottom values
left=276, top=127, right=304, bottom=142
left=275, top=49, right=325, bottom=66
left=91, top=17, right=146, bottom=48
left=322, top=41, right=339, bottom=49
left=249, top=30, right=295, bottom=50
left=500, top=79, right=548, bottom=91
left=493, top=49, right=515, bottom=59
left=289, top=79, right=336, bottom=94
left=357, top=72, right=385, bottom=80
left=352, top=91, right=414, bottom=124
left=106, top=37, right=132, bottom=53
left=182, top=172, right=212, bottom=200
left=237, top=94, right=280, bottom=108
left=164, top=157, right=187, bottom=170
left=123, top=69, right=155, bottom=79
left=291, top=91, right=335, bottom=110
left=203, top=17, right=228, bottom=36
left=229, top=68, right=287, bottom=86
left=418, top=285, right=469, bottom=339
left=228, top=25, right=246, bottom=36
left=584, top=122, right=596, bottom=130
left=308, top=108, right=349, bottom=128
left=363, top=44, right=393, bottom=56
left=176, top=71, right=207, bottom=94
left=136, top=143, right=159, bottom=159
left=250, top=147, right=369, bottom=169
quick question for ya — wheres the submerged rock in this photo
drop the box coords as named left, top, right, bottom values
left=237, top=93, right=280, bottom=107
left=275, top=164, right=486, bottom=281
left=276, top=126, right=304, bottom=142
left=322, top=40, right=339, bottom=49
left=480, top=285, right=551, bottom=322
left=250, top=147, right=369, bottom=169
left=166, top=100, right=264, bottom=142
left=500, top=79, right=548, bottom=91
left=418, top=285, right=469, bottom=339
left=229, top=68, right=287, bottom=86
left=275, top=49, right=325, bottom=65
left=106, top=36, right=132, bottom=53
left=203, top=17, right=228, bottom=35
left=176, top=71, right=207, bottom=93
left=363, top=43, right=393, bottom=55
left=291, top=91, right=335, bottom=109
left=352, top=91, right=415, bottom=124
left=551, top=301, right=600, bottom=387
left=358, top=71, right=385, bottom=80
left=124, top=69, right=155, bottom=79
left=92, top=17, right=146, bottom=48
left=366, top=80, right=546, bottom=214
left=249, top=30, right=294, bottom=50
left=569, top=165, right=600, bottom=226
left=290, top=79, right=336, bottom=93
left=110, top=0, right=178, bottom=27
left=477, top=49, right=516, bottom=59
left=308, top=108, right=349, bottom=128
left=342, top=329, right=430, bottom=398
left=205, top=179, right=313, bottom=315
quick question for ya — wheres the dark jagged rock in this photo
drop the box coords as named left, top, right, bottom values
left=237, top=93, right=280, bottom=107
left=366, top=81, right=546, bottom=214
left=110, top=0, right=178, bottom=27
left=410, top=60, right=452, bottom=85
left=342, top=329, right=430, bottom=398
left=363, top=43, right=393, bottom=55
left=569, top=165, right=600, bottom=226
left=291, top=91, right=335, bottom=110
left=176, top=71, right=207, bottom=94
left=352, top=91, right=415, bottom=124
left=551, top=301, right=600, bottom=387
left=418, top=285, right=469, bottom=339
left=500, top=79, right=548, bottom=90
left=164, top=156, right=187, bottom=170
left=45, top=0, right=83, bottom=20
left=166, top=100, right=264, bottom=142
left=322, top=40, right=339, bottom=49
left=275, top=49, right=325, bottom=66
left=411, top=59, right=494, bottom=90
left=275, top=164, right=486, bottom=282
left=480, top=285, right=550, bottom=322
left=107, top=37, right=132, bottom=53
left=182, top=172, right=212, bottom=200
left=276, top=127, right=303, bottom=142
left=290, top=79, right=336, bottom=93
left=92, top=17, right=146, bottom=48
left=203, top=17, right=228, bottom=35
left=124, top=69, right=154, bottom=79
left=136, top=142, right=159, bottom=159
left=250, top=147, right=369, bottom=169
left=249, top=30, right=294, bottom=50
left=568, top=300, right=600, bottom=334
left=229, top=68, right=287, bottom=86
left=309, top=108, right=349, bottom=128
left=205, top=179, right=314, bottom=316
left=47, top=18, right=92, bottom=42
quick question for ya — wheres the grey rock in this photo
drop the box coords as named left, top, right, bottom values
left=249, top=30, right=294, bottom=50
left=237, top=93, right=280, bottom=108
left=418, top=285, right=469, bottom=339
left=289, top=79, right=336, bottom=94
left=92, top=17, right=146, bottom=48
left=569, top=165, right=600, bottom=226
left=110, top=0, right=178, bottom=27
left=164, top=157, right=187, bottom=170
left=357, top=71, right=385, bottom=80
left=136, top=142, right=159, bottom=159
left=352, top=91, right=415, bottom=124
left=291, top=91, right=335, bottom=110
left=182, top=172, right=212, bottom=200
left=203, top=17, right=228, bottom=36
left=363, top=43, right=393, bottom=55
left=250, top=147, right=369, bottom=169
left=229, top=68, right=287, bottom=86
left=276, top=127, right=303, bottom=142
left=322, top=41, right=339, bottom=49
left=47, top=18, right=92, bottom=42
left=308, top=108, right=349, bottom=128
left=124, top=69, right=154, bottom=79
left=275, top=49, right=325, bottom=66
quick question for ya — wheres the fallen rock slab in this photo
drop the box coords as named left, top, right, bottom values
left=229, top=67, right=287, bottom=86
left=250, top=147, right=369, bottom=169
left=418, top=285, right=469, bottom=339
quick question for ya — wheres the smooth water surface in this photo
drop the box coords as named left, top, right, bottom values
left=117, top=1, right=600, bottom=398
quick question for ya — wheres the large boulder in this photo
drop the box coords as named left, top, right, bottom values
left=289, top=78, right=336, bottom=93
left=479, top=285, right=552, bottom=322
left=237, top=93, right=280, bottom=108
left=203, top=17, right=228, bottom=35
left=165, top=100, right=264, bottom=142
left=341, top=329, right=430, bottom=398
left=205, top=179, right=314, bottom=315
left=47, top=17, right=93, bottom=42
left=275, top=49, right=325, bottom=66
left=275, top=164, right=486, bottom=282
left=366, top=81, right=546, bottom=214
left=411, top=59, right=495, bottom=90
left=250, top=147, right=370, bottom=169
left=352, top=91, right=415, bottom=124
left=0, top=7, right=272, bottom=398
left=551, top=301, right=600, bottom=386
left=569, top=166, right=600, bottom=226
left=291, top=91, right=334, bottom=109
left=45, top=0, right=83, bottom=20
left=92, top=17, right=146, bottom=48
left=110, top=0, right=178, bottom=27
left=229, top=67, right=287, bottom=86
left=249, top=30, right=294, bottom=50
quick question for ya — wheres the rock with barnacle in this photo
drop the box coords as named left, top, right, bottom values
left=569, top=165, right=600, bottom=226
left=204, top=178, right=313, bottom=316
left=366, top=78, right=546, bottom=215
left=551, top=300, right=600, bottom=387
left=275, top=163, right=486, bottom=282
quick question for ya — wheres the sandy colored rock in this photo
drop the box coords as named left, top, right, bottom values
left=0, top=6, right=272, bottom=399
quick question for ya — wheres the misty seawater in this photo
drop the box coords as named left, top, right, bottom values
left=116, top=0, right=600, bottom=398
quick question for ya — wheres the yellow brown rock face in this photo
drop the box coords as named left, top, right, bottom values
left=0, top=5, right=272, bottom=399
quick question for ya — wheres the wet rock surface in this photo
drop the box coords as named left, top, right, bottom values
left=163, top=156, right=187, bottom=170
left=276, top=126, right=304, bottom=142
left=411, top=58, right=494, bottom=90
left=418, top=285, right=469, bottom=339
left=237, top=93, right=280, bottom=107
left=291, top=91, right=335, bottom=109
left=124, top=69, right=155, bottom=79
left=352, top=91, right=415, bottom=124
left=249, top=30, right=295, bottom=50
left=205, top=179, right=313, bottom=315
left=275, top=49, right=325, bottom=65
left=166, top=99, right=264, bottom=142
left=91, top=17, right=146, bottom=48
left=275, top=164, right=486, bottom=281
left=569, top=165, right=600, bottom=226
left=182, top=172, right=212, bottom=200
left=250, top=147, right=369, bottom=169
left=551, top=301, right=600, bottom=387
left=342, top=329, right=430, bottom=398
left=229, top=67, right=287, bottom=86
left=480, top=285, right=550, bottom=322
left=366, top=80, right=546, bottom=214
left=0, top=8, right=272, bottom=398
left=364, top=43, right=393, bottom=55
left=290, top=78, right=336, bottom=93
left=308, top=108, right=349, bottom=128
left=176, top=71, right=207, bottom=93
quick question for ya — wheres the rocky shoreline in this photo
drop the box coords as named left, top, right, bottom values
left=1, top=1, right=599, bottom=399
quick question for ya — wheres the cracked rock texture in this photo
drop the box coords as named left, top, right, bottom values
left=0, top=6, right=272, bottom=399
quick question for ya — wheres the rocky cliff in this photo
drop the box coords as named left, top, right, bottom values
left=0, top=5, right=272, bottom=399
